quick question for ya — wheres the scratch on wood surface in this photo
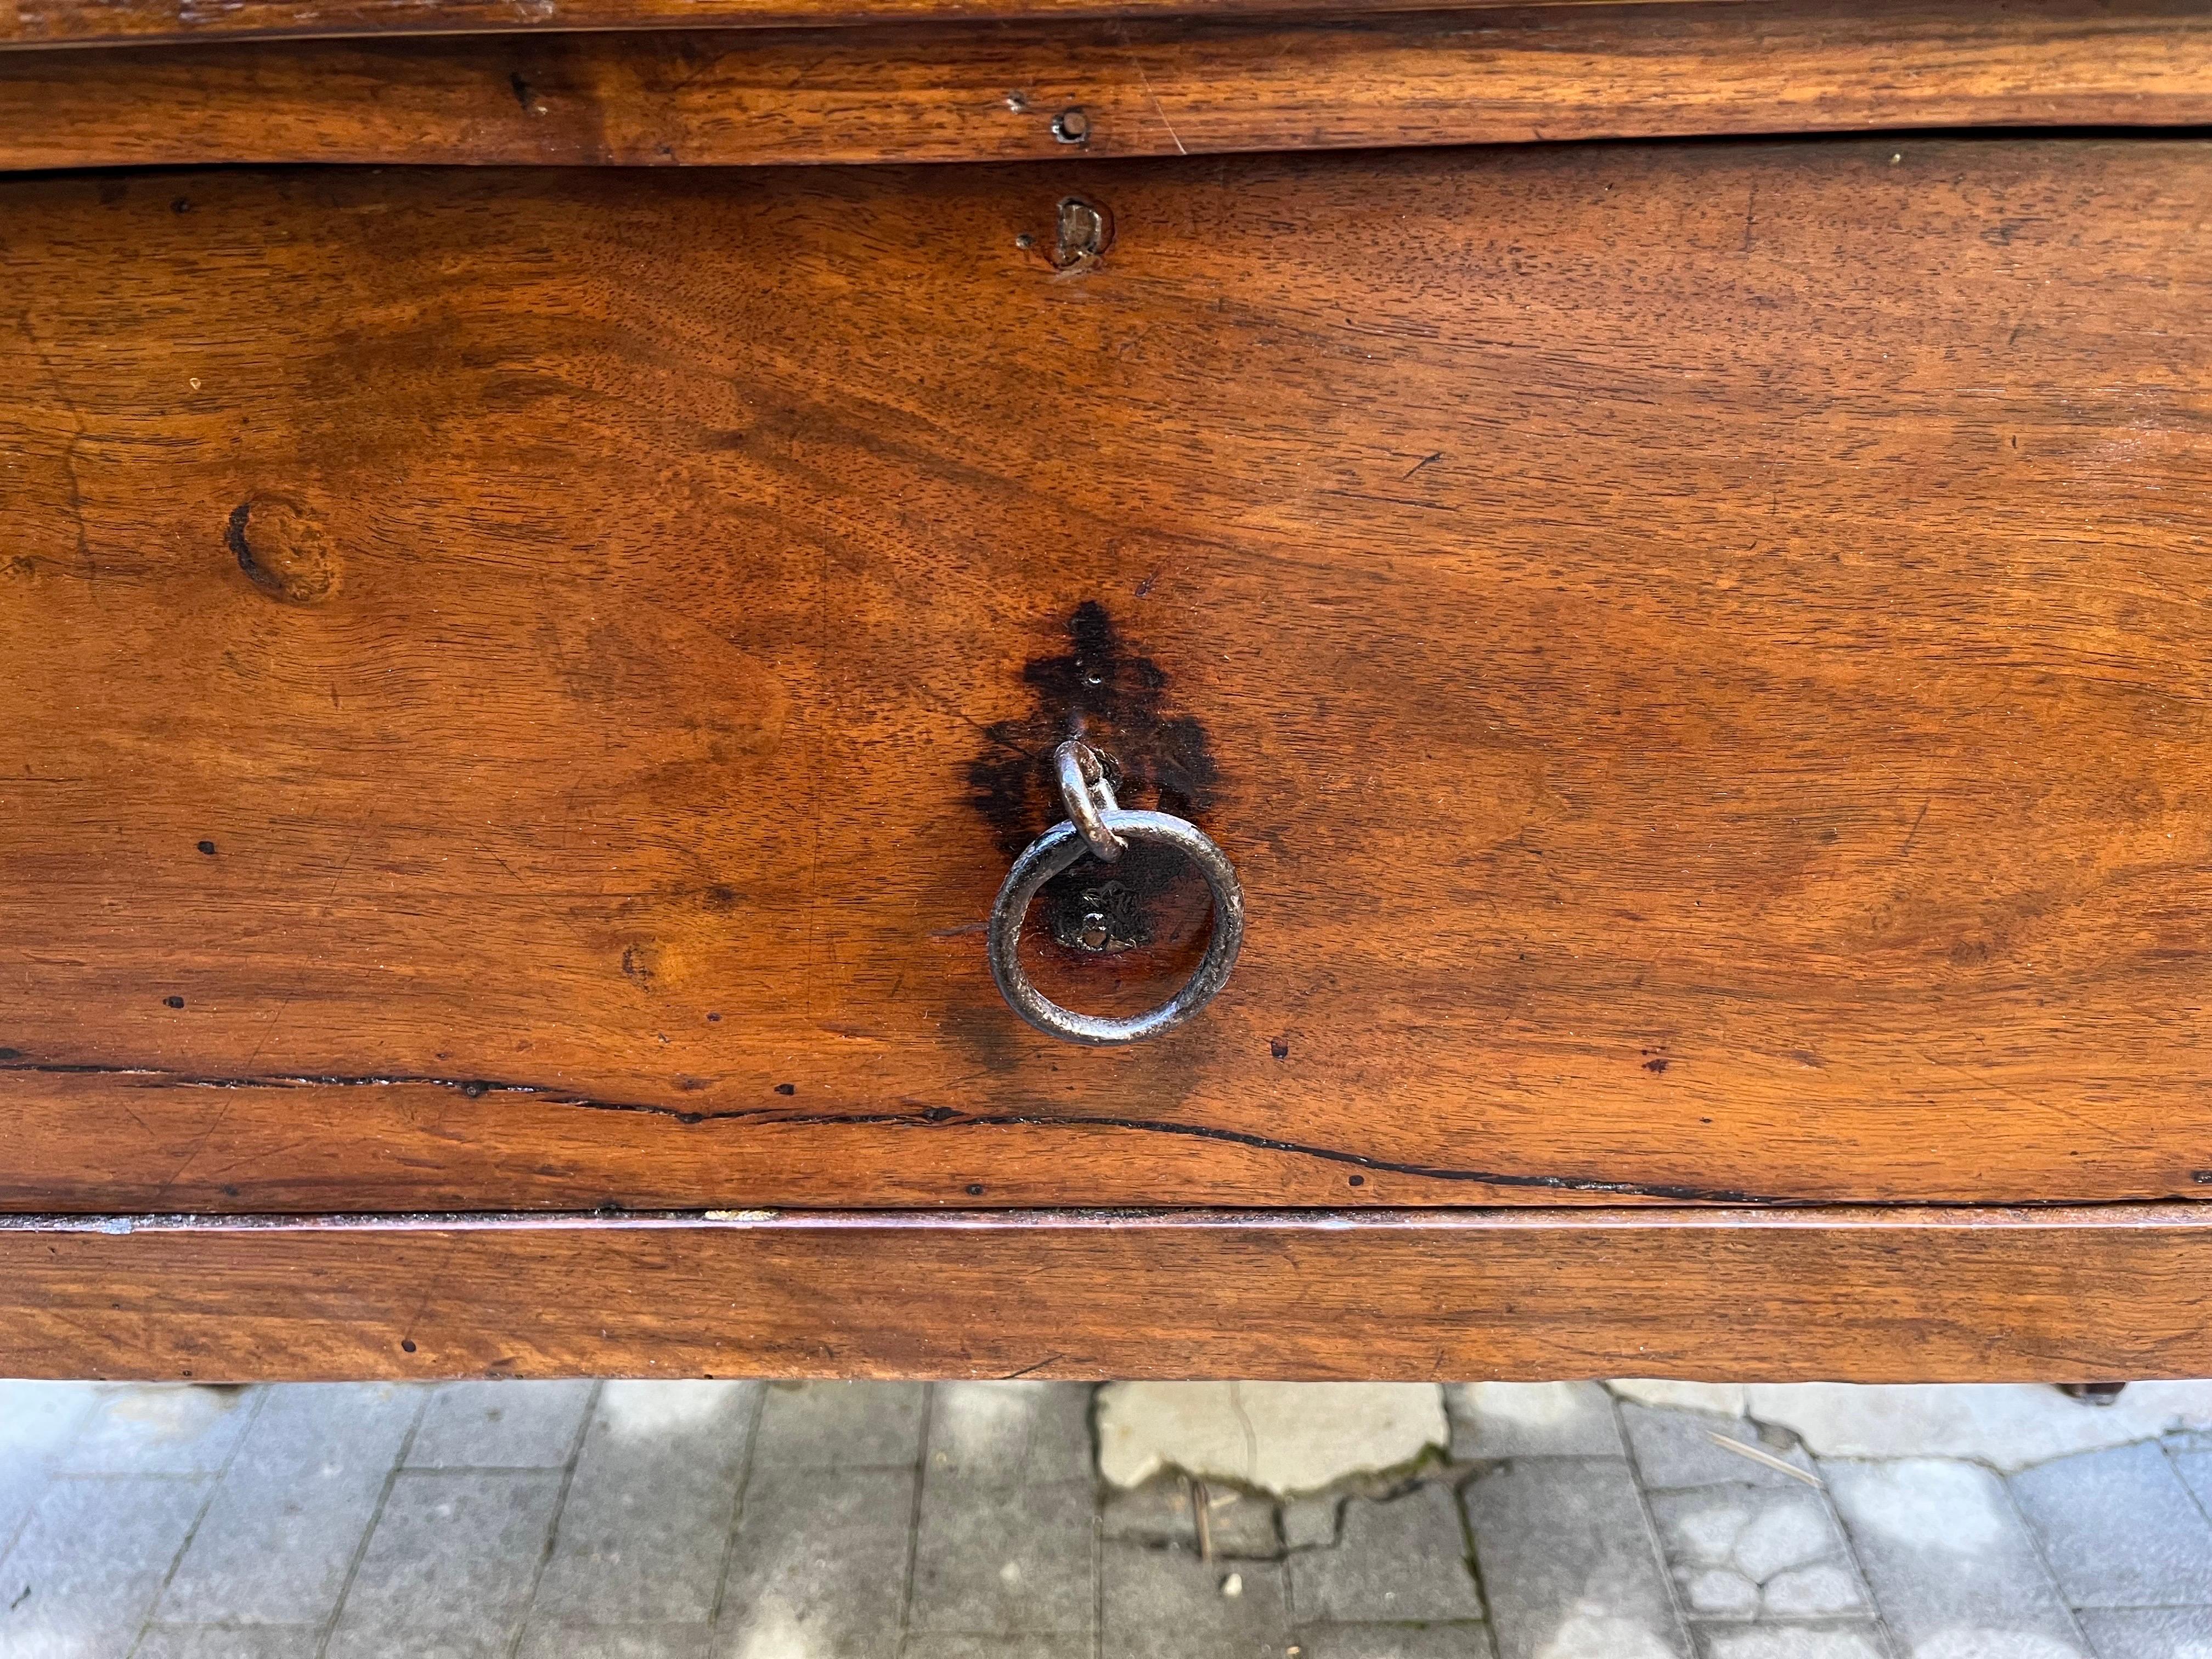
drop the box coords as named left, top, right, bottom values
left=1114, top=20, right=1187, bottom=155
left=1897, top=798, right=1930, bottom=858
left=15, top=313, right=93, bottom=581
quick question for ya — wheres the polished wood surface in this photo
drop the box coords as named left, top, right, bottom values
left=0, top=0, right=1653, bottom=48
left=9, top=0, right=2212, bottom=172
left=3, top=1205, right=2210, bottom=1382
left=5, top=141, right=2210, bottom=1215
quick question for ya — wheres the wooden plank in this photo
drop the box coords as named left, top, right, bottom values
left=4, top=142, right=2211, bottom=1214
left=0, top=0, right=1672, bottom=50
left=2, top=1205, right=2209, bottom=1381
left=8, top=0, right=2212, bottom=171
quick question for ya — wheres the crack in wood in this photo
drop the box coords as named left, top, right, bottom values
left=0, top=1058, right=1773, bottom=1203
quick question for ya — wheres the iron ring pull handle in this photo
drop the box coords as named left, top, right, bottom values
left=987, top=740, right=1245, bottom=1046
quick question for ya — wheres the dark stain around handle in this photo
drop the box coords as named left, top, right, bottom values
left=967, top=601, right=1218, bottom=957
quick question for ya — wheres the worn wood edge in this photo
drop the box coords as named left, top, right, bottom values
left=4, top=1204, right=2209, bottom=1382
left=0, top=0, right=1703, bottom=52
left=2, top=1204, right=2206, bottom=1233
left=7, top=0, right=2212, bottom=170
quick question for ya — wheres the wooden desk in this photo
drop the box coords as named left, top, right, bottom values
left=4, top=0, right=2210, bottom=1381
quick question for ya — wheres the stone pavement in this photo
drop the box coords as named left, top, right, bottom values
left=3, top=1376, right=2211, bottom=1658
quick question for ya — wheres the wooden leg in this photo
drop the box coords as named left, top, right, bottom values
left=2056, top=1383, right=2130, bottom=1404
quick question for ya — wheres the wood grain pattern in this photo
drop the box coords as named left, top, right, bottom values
left=9, top=0, right=2212, bottom=172
left=4, top=142, right=2211, bottom=1215
left=4, top=1205, right=2211, bottom=1382
left=0, top=0, right=1659, bottom=49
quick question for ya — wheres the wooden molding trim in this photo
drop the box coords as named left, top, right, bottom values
left=3, top=1205, right=2209, bottom=1383
left=4, top=0, right=2211, bottom=170
left=2, top=0, right=1695, bottom=52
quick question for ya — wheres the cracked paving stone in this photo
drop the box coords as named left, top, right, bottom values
left=1288, top=1485, right=1481, bottom=1624
left=1098, top=1384, right=1444, bottom=1497
left=1683, top=1567, right=1760, bottom=1617
left=1282, top=1494, right=1340, bottom=1552
left=1759, top=1562, right=1861, bottom=1618
left=1650, top=1486, right=1863, bottom=1624
left=1694, top=1627, right=1885, bottom=1659
left=1103, top=1476, right=1280, bottom=1559
left=1742, top=1384, right=2212, bottom=1472
left=1621, top=1407, right=1818, bottom=1492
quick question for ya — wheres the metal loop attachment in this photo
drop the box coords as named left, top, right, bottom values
left=1053, top=740, right=1126, bottom=864
left=988, top=742, right=1244, bottom=1046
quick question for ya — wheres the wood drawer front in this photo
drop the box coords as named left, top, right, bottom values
left=3, top=139, right=2208, bottom=1216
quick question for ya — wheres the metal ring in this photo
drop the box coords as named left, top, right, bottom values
left=987, top=808, right=1245, bottom=1046
left=1053, top=740, right=1125, bottom=864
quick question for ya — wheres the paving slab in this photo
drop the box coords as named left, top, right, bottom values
left=927, top=1383, right=1093, bottom=1488
left=1462, top=1457, right=1689, bottom=1659
left=752, top=1380, right=926, bottom=1470
left=1622, top=1406, right=1820, bottom=1492
left=1694, top=1627, right=1885, bottom=1659
left=1098, top=1384, right=1445, bottom=1497
left=324, top=1469, right=566, bottom=1659
left=1282, top=1495, right=1340, bottom=1552
left=133, top=1625, right=326, bottom=1659
left=2010, top=1443, right=2212, bottom=1609
left=533, top=1380, right=758, bottom=1624
left=1890, top=1636, right=2093, bottom=1659
left=1292, top=1623, right=1493, bottom=1657
left=58, top=1385, right=256, bottom=1477
left=2075, top=1606, right=2212, bottom=1659
left=0, top=1474, right=210, bottom=1659
left=1649, top=1484, right=1865, bottom=1623
left=900, top=1637, right=1096, bottom=1659
left=159, top=1382, right=421, bottom=1625
left=2170, top=1448, right=2212, bottom=1517
left=1743, top=1384, right=2212, bottom=1473
left=1101, top=1539, right=1291, bottom=1659
left=0, top=1381, right=99, bottom=1564
left=715, top=1465, right=914, bottom=1659
left=409, top=1380, right=594, bottom=1469
left=1102, top=1476, right=1280, bottom=1558
left=15, top=1376, right=2212, bottom=1659
left=1447, top=1383, right=1624, bottom=1460
left=1613, top=1385, right=1752, bottom=1418
left=1822, top=1458, right=2087, bottom=1659
left=1287, top=1486, right=1482, bottom=1624
left=515, top=1618, right=714, bottom=1657
left=910, top=1477, right=1096, bottom=1637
